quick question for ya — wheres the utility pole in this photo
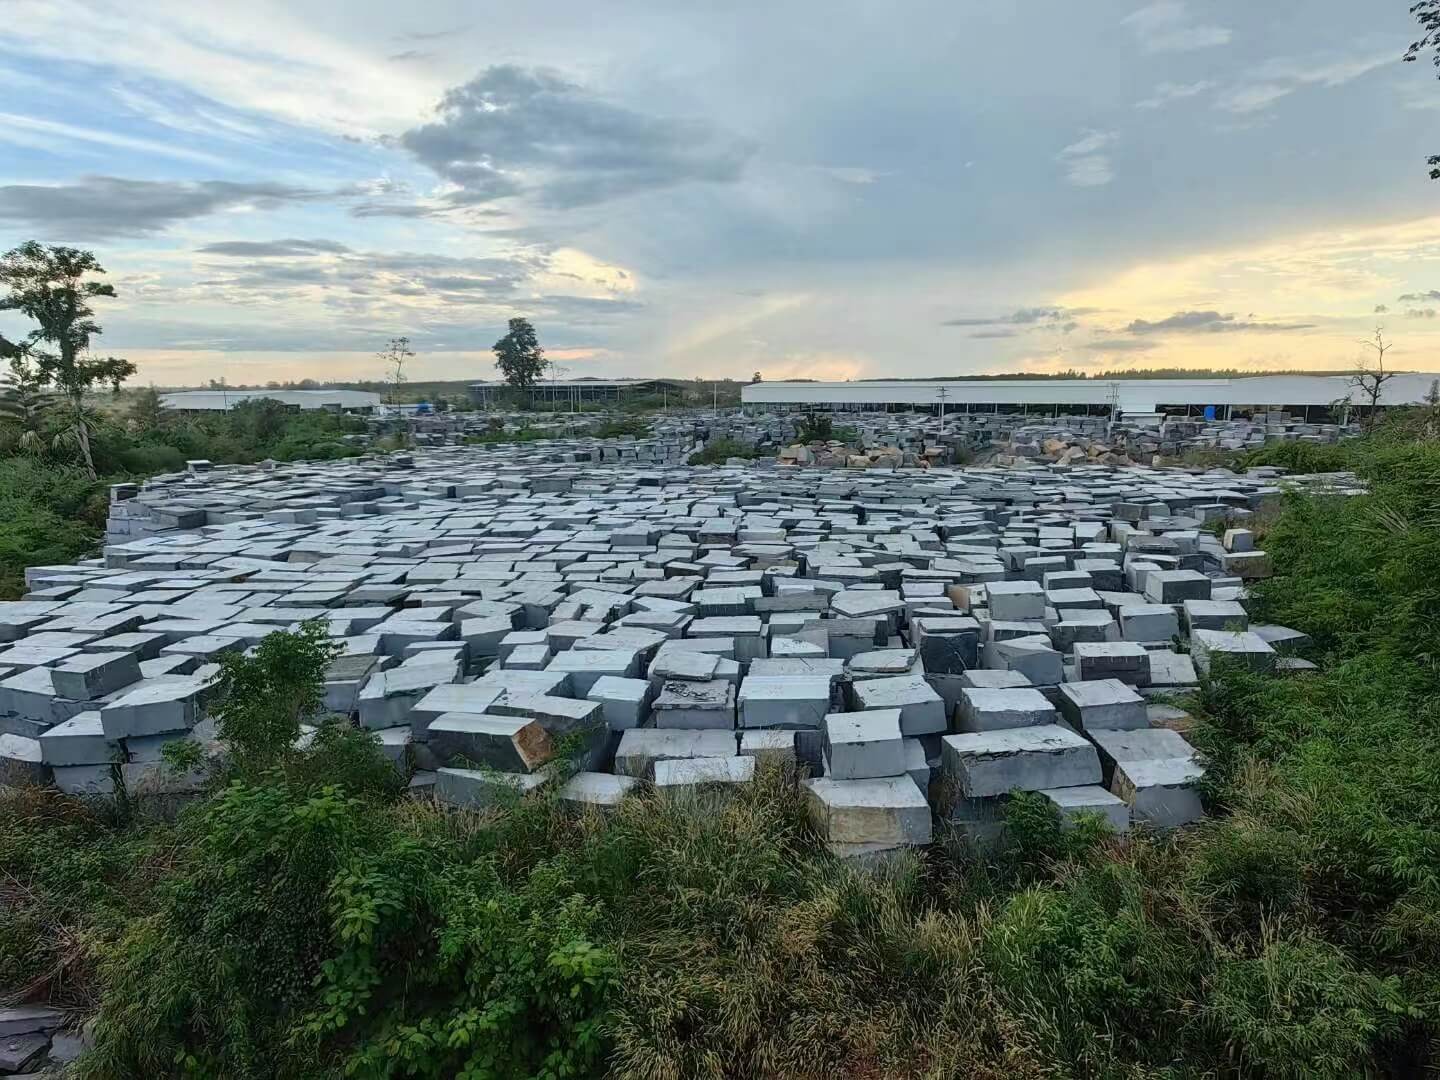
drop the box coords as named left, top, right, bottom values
left=936, top=386, right=948, bottom=431
left=712, top=382, right=718, bottom=417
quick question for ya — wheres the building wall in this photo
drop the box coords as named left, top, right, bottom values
left=742, top=374, right=1440, bottom=412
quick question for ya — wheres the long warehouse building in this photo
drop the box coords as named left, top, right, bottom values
left=741, top=373, right=1440, bottom=418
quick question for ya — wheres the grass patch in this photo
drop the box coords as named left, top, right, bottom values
left=5, top=427, right=1440, bottom=1076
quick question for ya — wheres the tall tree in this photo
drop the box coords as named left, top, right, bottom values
left=1405, top=2, right=1440, bottom=178
left=378, top=335, right=414, bottom=404
left=1350, top=326, right=1397, bottom=432
left=0, top=242, right=136, bottom=478
left=492, top=316, right=547, bottom=390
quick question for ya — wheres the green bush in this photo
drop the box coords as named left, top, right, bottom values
left=593, top=416, right=651, bottom=439
left=688, top=437, right=759, bottom=465
left=1203, top=929, right=1415, bottom=1080
left=796, top=413, right=833, bottom=442
left=1238, top=440, right=1358, bottom=474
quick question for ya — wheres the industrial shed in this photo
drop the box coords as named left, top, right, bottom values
left=469, top=378, right=686, bottom=408
left=741, top=374, right=1440, bottom=420
left=160, top=389, right=381, bottom=413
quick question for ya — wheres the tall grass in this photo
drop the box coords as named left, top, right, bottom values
left=4, top=429, right=1440, bottom=1076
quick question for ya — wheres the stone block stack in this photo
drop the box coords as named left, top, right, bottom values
left=0, top=446, right=1348, bottom=855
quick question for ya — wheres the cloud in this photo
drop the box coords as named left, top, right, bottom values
left=1057, top=130, right=1117, bottom=187
left=1398, top=290, right=1440, bottom=302
left=1125, top=310, right=1315, bottom=333
left=394, top=26, right=470, bottom=42
left=942, top=305, right=1097, bottom=328
left=1083, top=338, right=1159, bottom=352
left=968, top=329, right=1019, bottom=339
left=398, top=65, right=754, bottom=209
left=820, top=166, right=888, bottom=185
left=197, top=239, right=353, bottom=257
left=1216, top=52, right=1393, bottom=114
left=179, top=243, right=641, bottom=330
left=1121, top=2, right=1231, bottom=54
left=0, top=176, right=327, bottom=238
left=0, top=110, right=233, bottom=167
left=1405, top=308, right=1438, bottom=319
left=1134, top=81, right=1215, bottom=110
left=1375, top=304, right=1389, bottom=313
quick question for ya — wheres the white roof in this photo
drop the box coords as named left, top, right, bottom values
left=742, top=374, right=1440, bottom=411
left=161, top=389, right=381, bottom=411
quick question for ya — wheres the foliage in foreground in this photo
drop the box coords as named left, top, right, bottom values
left=4, top=430, right=1440, bottom=1077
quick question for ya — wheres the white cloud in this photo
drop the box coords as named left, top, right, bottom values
left=1135, top=80, right=1215, bottom=110
left=0, top=111, right=232, bottom=167
left=1122, top=2, right=1231, bottom=54
left=819, top=166, right=888, bottom=185
left=1217, top=51, right=1394, bottom=114
left=2, top=0, right=440, bottom=136
left=1057, top=130, right=1117, bottom=187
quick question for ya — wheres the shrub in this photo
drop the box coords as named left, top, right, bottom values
left=593, top=416, right=651, bottom=439
left=211, top=619, right=341, bottom=779
left=1203, top=928, right=1416, bottom=1080
left=796, top=412, right=833, bottom=442
left=688, top=437, right=758, bottom=465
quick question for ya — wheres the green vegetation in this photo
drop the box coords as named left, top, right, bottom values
left=0, top=241, right=374, bottom=599
left=2, top=425, right=1438, bottom=1077
left=592, top=416, right=651, bottom=439
left=795, top=412, right=833, bottom=442
left=492, top=316, right=547, bottom=389
left=687, top=436, right=766, bottom=464
left=0, top=394, right=369, bottom=598
left=463, top=425, right=550, bottom=446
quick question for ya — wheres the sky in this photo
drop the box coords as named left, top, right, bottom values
left=1, top=0, right=1439, bottom=386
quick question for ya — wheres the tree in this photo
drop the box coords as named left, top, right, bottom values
left=1350, top=326, right=1397, bottom=433
left=126, top=385, right=166, bottom=432
left=0, top=242, right=136, bottom=478
left=492, top=317, right=547, bottom=390
left=0, top=352, right=55, bottom=454
left=797, top=412, right=833, bottom=442
left=211, top=618, right=340, bottom=778
left=378, top=336, right=414, bottom=405
left=752, top=371, right=763, bottom=383
left=1406, top=2, right=1440, bottom=178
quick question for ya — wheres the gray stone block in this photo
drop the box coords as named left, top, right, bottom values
left=427, top=713, right=553, bottom=772
left=1056, top=679, right=1147, bottom=731
left=614, top=728, right=736, bottom=777
left=850, top=675, right=946, bottom=735
left=956, top=687, right=1058, bottom=732
left=823, top=709, right=905, bottom=779
left=803, top=775, right=932, bottom=846
left=942, top=725, right=1101, bottom=797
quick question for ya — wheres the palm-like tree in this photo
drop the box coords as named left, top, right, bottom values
left=0, top=352, right=56, bottom=455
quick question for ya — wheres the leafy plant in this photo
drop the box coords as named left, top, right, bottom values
left=211, top=619, right=340, bottom=777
